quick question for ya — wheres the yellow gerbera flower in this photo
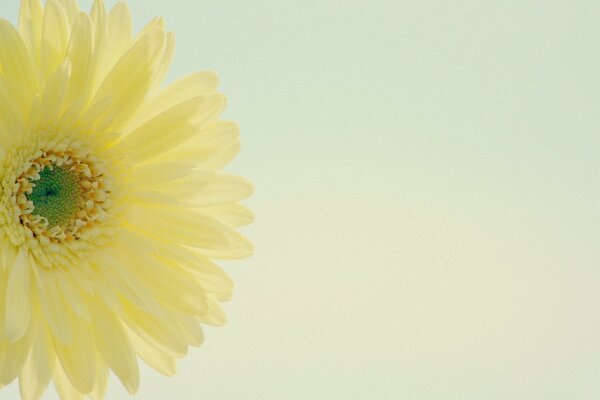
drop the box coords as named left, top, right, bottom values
left=0, top=0, right=253, bottom=398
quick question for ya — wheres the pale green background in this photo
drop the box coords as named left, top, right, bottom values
left=4, top=0, right=600, bottom=399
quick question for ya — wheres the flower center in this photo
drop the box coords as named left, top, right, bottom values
left=27, top=166, right=82, bottom=227
left=11, top=145, right=112, bottom=244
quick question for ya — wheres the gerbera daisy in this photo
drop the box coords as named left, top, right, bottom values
left=0, top=0, right=253, bottom=399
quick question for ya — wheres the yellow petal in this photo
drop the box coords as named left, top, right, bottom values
left=197, top=294, right=228, bottom=327
left=34, top=61, right=70, bottom=130
left=119, top=301, right=188, bottom=358
left=53, top=363, right=84, bottom=400
left=35, top=271, right=71, bottom=344
left=116, top=94, right=225, bottom=164
left=88, top=300, right=139, bottom=394
left=18, top=0, right=43, bottom=67
left=65, top=11, right=93, bottom=108
left=53, top=312, right=96, bottom=394
left=19, top=323, right=55, bottom=400
left=155, top=172, right=253, bottom=207
left=5, top=249, right=32, bottom=341
left=126, top=71, right=219, bottom=132
left=202, top=203, right=255, bottom=227
left=0, top=19, right=39, bottom=114
left=40, top=0, right=70, bottom=80
left=88, top=353, right=108, bottom=400
left=127, top=205, right=247, bottom=251
left=90, top=27, right=166, bottom=132
left=126, top=328, right=176, bottom=377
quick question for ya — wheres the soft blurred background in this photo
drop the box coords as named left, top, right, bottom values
left=4, top=0, right=600, bottom=398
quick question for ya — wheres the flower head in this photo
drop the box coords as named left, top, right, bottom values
left=0, top=0, right=253, bottom=398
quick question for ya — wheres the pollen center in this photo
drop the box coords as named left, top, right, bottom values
left=11, top=143, right=113, bottom=244
left=27, top=166, right=82, bottom=227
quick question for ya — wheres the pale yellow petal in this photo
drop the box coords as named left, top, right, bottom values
left=5, top=249, right=32, bottom=341
left=0, top=75, right=26, bottom=146
left=0, top=19, right=39, bottom=113
left=202, top=203, right=255, bottom=227
left=154, top=172, right=253, bottom=207
left=88, top=300, right=139, bottom=394
left=126, top=71, right=219, bottom=132
left=34, top=61, right=69, bottom=130
left=56, top=0, right=79, bottom=26
left=19, top=324, right=55, bottom=400
left=18, top=0, right=43, bottom=67
left=88, top=353, right=108, bottom=400
left=197, top=294, right=228, bottom=327
left=127, top=205, right=247, bottom=251
left=173, top=310, right=204, bottom=347
left=35, top=271, right=71, bottom=344
left=126, top=329, right=176, bottom=377
left=155, top=120, right=239, bottom=165
left=116, top=94, right=225, bottom=164
left=53, top=363, right=84, bottom=400
left=129, top=162, right=195, bottom=186
left=53, top=313, right=96, bottom=394
left=89, top=27, right=166, bottom=132
left=111, top=242, right=208, bottom=315
left=93, top=253, right=161, bottom=316
left=65, top=11, right=93, bottom=108
left=162, top=245, right=235, bottom=301
left=119, top=301, right=188, bottom=358
left=40, top=0, right=70, bottom=80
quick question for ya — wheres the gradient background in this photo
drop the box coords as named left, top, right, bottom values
left=4, top=0, right=600, bottom=399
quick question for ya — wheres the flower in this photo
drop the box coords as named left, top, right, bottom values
left=0, top=0, right=253, bottom=398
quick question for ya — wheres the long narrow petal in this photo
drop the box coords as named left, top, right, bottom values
left=40, top=0, right=70, bottom=80
left=89, top=300, right=139, bottom=394
left=5, top=249, right=32, bottom=341
left=53, top=313, right=96, bottom=394
left=19, top=324, right=55, bottom=400
left=18, top=0, right=43, bottom=67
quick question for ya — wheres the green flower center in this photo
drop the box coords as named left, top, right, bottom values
left=27, top=166, right=81, bottom=227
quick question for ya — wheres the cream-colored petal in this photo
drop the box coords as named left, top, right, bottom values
left=65, top=11, right=93, bottom=109
left=119, top=301, right=188, bottom=358
left=116, top=94, right=225, bottom=164
left=93, top=253, right=161, bottom=316
left=34, top=61, right=69, bottom=130
left=172, top=310, right=204, bottom=347
left=35, top=271, right=71, bottom=344
left=162, top=245, right=235, bottom=301
left=111, top=242, right=208, bottom=316
left=53, top=363, right=84, bottom=400
left=18, top=0, right=43, bottom=67
left=126, top=71, right=219, bottom=132
left=0, top=19, right=39, bottom=114
left=126, top=328, right=176, bottom=377
left=56, top=0, right=79, bottom=27
left=197, top=294, right=228, bottom=327
left=0, top=318, right=34, bottom=385
left=89, top=27, right=166, bottom=132
left=127, top=205, right=247, bottom=251
left=19, top=323, right=55, bottom=400
left=154, top=121, right=240, bottom=169
left=198, top=236, right=254, bottom=260
left=129, top=162, right=195, bottom=186
left=88, top=352, right=108, bottom=400
left=53, top=312, right=96, bottom=394
left=148, top=31, right=175, bottom=95
left=56, top=272, right=91, bottom=322
left=202, top=203, right=255, bottom=227
left=155, top=172, right=253, bottom=207
left=5, top=249, right=32, bottom=341
left=0, top=75, right=26, bottom=147
left=40, top=0, right=70, bottom=81
left=88, top=299, right=139, bottom=394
